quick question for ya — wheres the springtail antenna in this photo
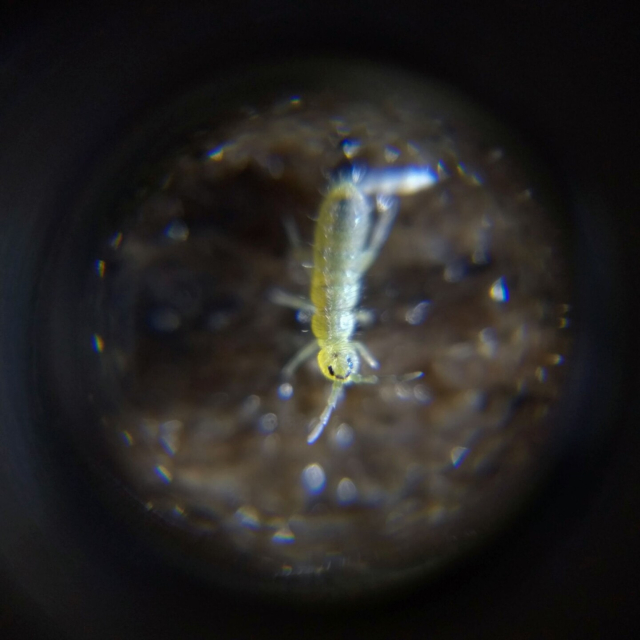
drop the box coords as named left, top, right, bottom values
left=306, top=371, right=424, bottom=444
left=307, top=383, right=344, bottom=444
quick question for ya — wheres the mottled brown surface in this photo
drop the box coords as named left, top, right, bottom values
left=96, top=89, right=571, bottom=586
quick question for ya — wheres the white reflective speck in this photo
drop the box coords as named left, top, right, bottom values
left=449, top=342, right=475, bottom=359
left=109, top=231, right=123, bottom=249
left=165, top=219, right=189, bottom=241
left=405, top=300, right=431, bottom=325
left=159, top=419, right=183, bottom=456
left=490, top=277, right=509, bottom=302
left=272, top=526, right=295, bottom=544
left=337, top=478, right=358, bottom=504
left=436, top=160, right=450, bottom=179
left=413, top=384, right=433, bottom=404
left=278, top=382, right=293, bottom=400
left=207, top=144, right=224, bottom=161
left=302, top=463, right=326, bottom=495
left=342, top=139, right=361, bottom=159
left=478, top=327, right=499, bottom=358
left=407, top=141, right=421, bottom=156
left=472, top=247, right=490, bottom=265
left=240, top=395, right=261, bottom=417
left=451, top=446, right=469, bottom=468
left=332, top=118, right=350, bottom=135
left=384, top=145, right=400, bottom=163
left=92, top=334, right=105, bottom=353
left=444, top=261, right=467, bottom=283
left=333, top=423, right=355, bottom=448
left=456, top=163, right=483, bottom=186
left=154, top=464, right=172, bottom=483
left=394, top=382, right=413, bottom=400
left=258, top=412, right=278, bottom=433
left=235, top=505, right=261, bottom=530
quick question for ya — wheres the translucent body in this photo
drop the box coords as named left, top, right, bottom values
left=312, top=182, right=370, bottom=381
left=274, top=165, right=438, bottom=443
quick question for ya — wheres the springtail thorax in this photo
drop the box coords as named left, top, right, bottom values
left=273, top=163, right=439, bottom=444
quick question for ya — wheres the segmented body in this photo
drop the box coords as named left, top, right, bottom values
left=273, top=164, right=438, bottom=443
left=311, top=182, right=369, bottom=363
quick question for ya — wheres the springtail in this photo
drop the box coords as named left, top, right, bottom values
left=272, top=164, right=438, bottom=444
